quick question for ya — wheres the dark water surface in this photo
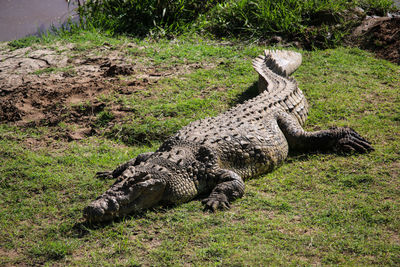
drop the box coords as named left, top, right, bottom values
left=0, top=0, right=78, bottom=41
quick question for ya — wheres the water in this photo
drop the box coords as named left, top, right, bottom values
left=0, top=0, right=79, bottom=41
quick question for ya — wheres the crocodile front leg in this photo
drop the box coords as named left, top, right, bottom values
left=96, top=152, right=154, bottom=179
left=202, top=169, right=245, bottom=212
left=277, top=112, right=373, bottom=153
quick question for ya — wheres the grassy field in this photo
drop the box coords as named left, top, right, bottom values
left=0, top=34, right=399, bottom=265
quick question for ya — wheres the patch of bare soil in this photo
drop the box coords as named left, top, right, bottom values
left=0, top=247, right=24, bottom=266
left=0, top=43, right=214, bottom=143
left=0, top=46, right=129, bottom=129
left=348, top=16, right=400, bottom=64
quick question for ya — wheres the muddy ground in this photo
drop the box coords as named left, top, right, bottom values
left=0, top=43, right=134, bottom=141
left=0, top=16, right=399, bottom=143
left=0, top=42, right=209, bottom=143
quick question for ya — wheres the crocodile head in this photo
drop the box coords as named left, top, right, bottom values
left=83, top=165, right=167, bottom=223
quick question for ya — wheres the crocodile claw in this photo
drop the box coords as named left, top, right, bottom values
left=202, top=195, right=231, bottom=212
left=95, top=171, right=113, bottom=180
left=336, top=128, right=374, bottom=153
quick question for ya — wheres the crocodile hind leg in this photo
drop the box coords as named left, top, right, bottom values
left=276, top=111, right=373, bottom=153
left=95, top=152, right=154, bottom=179
left=202, top=169, right=245, bottom=212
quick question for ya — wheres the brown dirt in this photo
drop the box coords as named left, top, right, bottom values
left=0, top=247, right=24, bottom=266
left=0, top=45, right=131, bottom=131
left=348, top=16, right=400, bottom=64
left=0, top=43, right=214, bottom=143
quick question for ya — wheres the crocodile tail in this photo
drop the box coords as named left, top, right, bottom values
left=252, top=50, right=302, bottom=93
left=252, top=50, right=308, bottom=126
left=264, top=50, right=302, bottom=76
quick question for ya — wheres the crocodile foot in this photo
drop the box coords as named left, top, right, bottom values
left=202, top=194, right=231, bottom=212
left=335, top=127, right=374, bottom=153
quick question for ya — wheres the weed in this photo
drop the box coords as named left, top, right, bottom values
left=96, top=110, right=115, bottom=127
left=32, top=66, right=75, bottom=76
left=73, top=0, right=397, bottom=47
left=7, top=36, right=41, bottom=50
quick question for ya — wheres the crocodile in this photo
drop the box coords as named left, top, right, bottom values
left=83, top=50, right=373, bottom=222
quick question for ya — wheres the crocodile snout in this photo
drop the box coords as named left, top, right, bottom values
left=83, top=171, right=166, bottom=222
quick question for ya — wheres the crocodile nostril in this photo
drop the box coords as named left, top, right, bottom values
left=137, top=173, right=151, bottom=182
left=83, top=204, right=105, bottom=219
left=106, top=197, right=120, bottom=212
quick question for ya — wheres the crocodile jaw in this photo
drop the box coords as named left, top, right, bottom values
left=83, top=173, right=166, bottom=223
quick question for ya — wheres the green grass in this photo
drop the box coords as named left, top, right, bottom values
left=7, top=35, right=42, bottom=50
left=75, top=0, right=397, bottom=47
left=0, top=35, right=399, bottom=265
left=32, top=66, right=76, bottom=76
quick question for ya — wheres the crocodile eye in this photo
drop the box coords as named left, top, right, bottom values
left=122, top=166, right=135, bottom=178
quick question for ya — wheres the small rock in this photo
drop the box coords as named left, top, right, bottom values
left=270, top=36, right=282, bottom=44
left=354, top=6, right=365, bottom=14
